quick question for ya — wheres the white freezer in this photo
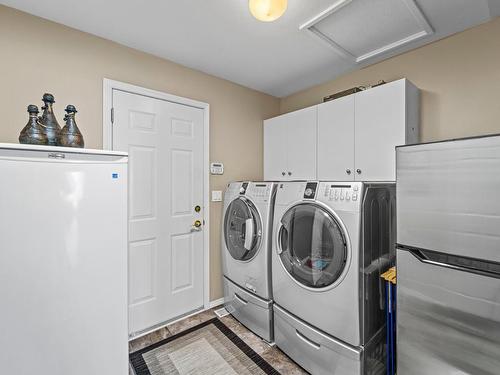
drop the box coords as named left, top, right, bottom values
left=0, top=143, right=128, bottom=374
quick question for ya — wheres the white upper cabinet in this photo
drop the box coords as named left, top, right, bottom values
left=317, top=95, right=355, bottom=181
left=354, top=79, right=419, bottom=181
left=264, top=115, right=287, bottom=180
left=264, top=106, right=317, bottom=181
left=264, top=78, right=419, bottom=182
left=286, top=106, right=317, bottom=180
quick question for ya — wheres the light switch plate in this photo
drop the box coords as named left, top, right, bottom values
left=212, top=190, right=223, bottom=202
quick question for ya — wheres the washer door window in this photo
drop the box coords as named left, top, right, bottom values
left=224, top=198, right=262, bottom=261
left=278, top=203, right=347, bottom=289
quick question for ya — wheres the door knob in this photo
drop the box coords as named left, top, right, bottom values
left=192, top=220, right=202, bottom=231
left=356, top=169, right=362, bottom=175
left=288, top=171, right=292, bottom=176
left=346, top=169, right=351, bottom=175
left=282, top=171, right=286, bottom=176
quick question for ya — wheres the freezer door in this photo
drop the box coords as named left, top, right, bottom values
left=397, top=136, right=500, bottom=262
left=0, top=151, right=128, bottom=374
left=397, top=248, right=500, bottom=375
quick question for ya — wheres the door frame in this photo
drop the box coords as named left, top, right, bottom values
left=102, top=78, right=211, bottom=310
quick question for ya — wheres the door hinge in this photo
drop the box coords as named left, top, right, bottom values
left=111, top=107, right=114, bottom=124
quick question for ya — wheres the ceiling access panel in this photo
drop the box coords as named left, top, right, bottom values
left=300, top=0, right=433, bottom=64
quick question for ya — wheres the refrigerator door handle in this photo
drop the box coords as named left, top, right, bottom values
left=0, top=150, right=128, bottom=164
left=399, top=245, right=500, bottom=280
left=0, top=156, right=128, bottom=164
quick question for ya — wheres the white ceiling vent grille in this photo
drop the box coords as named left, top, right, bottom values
left=300, top=0, right=433, bottom=63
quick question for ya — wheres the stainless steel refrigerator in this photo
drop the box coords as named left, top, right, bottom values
left=396, top=135, right=500, bottom=375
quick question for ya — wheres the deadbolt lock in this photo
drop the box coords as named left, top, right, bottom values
left=194, top=205, right=201, bottom=213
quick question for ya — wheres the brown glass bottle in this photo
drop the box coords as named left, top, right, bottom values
left=39, top=93, right=61, bottom=146
left=19, top=105, right=49, bottom=145
left=57, top=105, right=84, bottom=148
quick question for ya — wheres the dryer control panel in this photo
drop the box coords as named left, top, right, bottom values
left=319, top=182, right=363, bottom=211
left=247, top=183, right=274, bottom=203
left=303, top=182, right=318, bottom=199
left=324, top=184, right=359, bottom=202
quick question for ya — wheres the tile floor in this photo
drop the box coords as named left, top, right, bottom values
left=129, top=307, right=308, bottom=374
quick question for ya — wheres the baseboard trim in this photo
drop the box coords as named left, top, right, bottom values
left=129, top=298, right=225, bottom=342
left=129, top=306, right=204, bottom=341
left=209, top=297, right=225, bottom=309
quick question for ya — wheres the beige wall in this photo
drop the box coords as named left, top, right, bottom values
left=3, top=5, right=499, bottom=303
left=0, top=5, right=280, bottom=301
left=281, top=17, right=500, bottom=142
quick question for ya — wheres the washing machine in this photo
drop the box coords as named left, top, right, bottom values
left=222, top=181, right=277, bottom=342
left=272, top=181, right=395, bottom=375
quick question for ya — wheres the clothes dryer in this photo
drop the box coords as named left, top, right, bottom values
left=272, top=181, right=394, bottom=374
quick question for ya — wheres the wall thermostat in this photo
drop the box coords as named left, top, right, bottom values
left=210, top=162, right=224, bottom=175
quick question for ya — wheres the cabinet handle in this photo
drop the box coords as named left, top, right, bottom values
left=346, top=169, right=351, bottom=175
left=288, top=171, right=292, bottom=176
left=356, top=169, right=362, bottom=175
left=281, top=171, right=286, bottom=176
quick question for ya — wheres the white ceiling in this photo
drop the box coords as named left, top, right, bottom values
left=2, top=0, right=499, bottom=97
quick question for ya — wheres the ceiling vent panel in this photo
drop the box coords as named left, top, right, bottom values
left=300, top=0, right=433, bottom=63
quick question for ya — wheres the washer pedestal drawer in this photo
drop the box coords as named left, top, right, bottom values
left=274, top=304, right=363, bottom=375
left=223, top=276, right=273, bottom=342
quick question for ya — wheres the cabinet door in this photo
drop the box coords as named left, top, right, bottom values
left=264, top=116, right=287, bottom=180
left=317, top=96, right=355, bottom=181
left=285, top=106, right=317, bottom=180
left=355, top=80, right=406, bottom=181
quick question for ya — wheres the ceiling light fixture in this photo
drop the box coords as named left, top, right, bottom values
left=249, top=0, right=288, bottom=22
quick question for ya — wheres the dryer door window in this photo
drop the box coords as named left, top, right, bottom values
left=224, top=198, right=262, bottom=261
left=278, top=203, right=347, bottom=289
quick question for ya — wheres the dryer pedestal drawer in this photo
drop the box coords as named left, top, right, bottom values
left=274, top=304, right=363, bottom=375
left=223, top=277, right=273, bottom=342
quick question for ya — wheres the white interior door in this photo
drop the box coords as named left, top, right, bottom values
left=112, top=89, right=205, bottom=335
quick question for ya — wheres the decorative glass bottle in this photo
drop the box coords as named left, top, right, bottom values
left=57, top=105, right=84, bottom=148
left=39, top=93, right=61, bottom=146
left=19, top=105, right=48, bottom=145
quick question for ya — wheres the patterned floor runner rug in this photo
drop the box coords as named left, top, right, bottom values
left=130, top=318, right=280, bottom=375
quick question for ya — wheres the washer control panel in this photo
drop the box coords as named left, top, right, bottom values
left=239, top=182, right=249, bottom=195
left=246, top=183, right=274, bottom=202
